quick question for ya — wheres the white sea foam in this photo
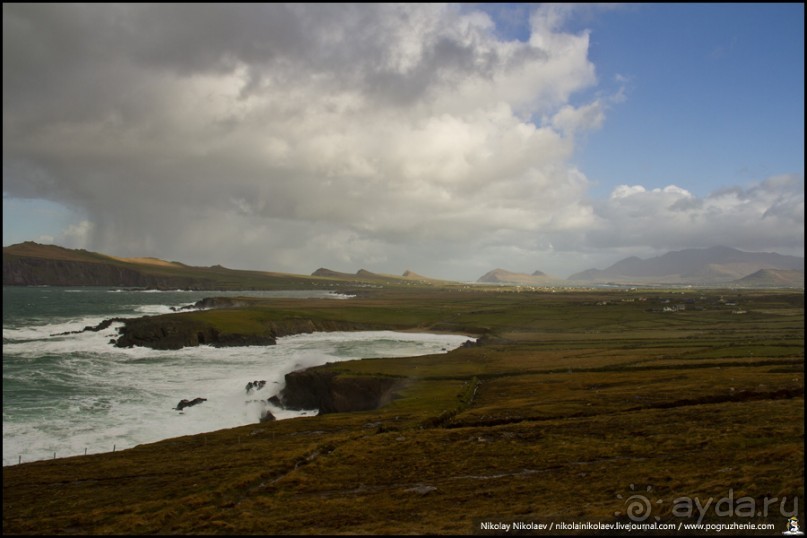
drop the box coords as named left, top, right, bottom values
left=134, top=304, right=184, bottom=314
left=3, top=328, right=471, bottom=466
left=3, top=317, right=120, bottom=343
left=326, top=292, right=356, bottom=299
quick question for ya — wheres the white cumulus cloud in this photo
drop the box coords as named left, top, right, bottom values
left=3, top=4, right=803, bottom=280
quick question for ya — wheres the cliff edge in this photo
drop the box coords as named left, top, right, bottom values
left=276, top=368, right=404, bottom=414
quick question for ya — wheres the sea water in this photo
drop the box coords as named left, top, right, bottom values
left=2, top=286, right=470, bottom=466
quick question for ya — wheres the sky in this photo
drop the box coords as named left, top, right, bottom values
left=3, top=3, right=804, bottom=281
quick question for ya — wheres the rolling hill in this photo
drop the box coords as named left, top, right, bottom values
left=6, top=242, right=804, bottom=289
left=731, top=268, right=805, bottom=288
left=3, top=242, right=448, bottom=290
left=0, top=243, right=348, bottom=290
left=476, top=268, right=557, bottom=286
left=310, top=267, right=447, bottom=286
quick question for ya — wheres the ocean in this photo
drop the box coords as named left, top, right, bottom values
left=2, top=286, right=470, bottom=466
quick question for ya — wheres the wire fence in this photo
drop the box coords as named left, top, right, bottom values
left=14, top=444, right=118, bottom=465
left=13, top=430, right=277, bottom=465
left=12, top=427, right=283, bottom=465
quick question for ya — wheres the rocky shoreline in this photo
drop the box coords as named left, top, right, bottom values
left=114, top=315, right=279, bottom=349
left=59, top=296, right=388, bottom=350
left=272, top=368, right=405, bottom=415
left=77, top=296, right=476, bottom=415
left=113, top=315, right=385, bottom=350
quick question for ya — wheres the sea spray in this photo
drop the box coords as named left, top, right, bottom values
left=3, top=287, right=469, bottom=465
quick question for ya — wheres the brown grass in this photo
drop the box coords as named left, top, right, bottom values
left=3, top=288, right=803, bottom=534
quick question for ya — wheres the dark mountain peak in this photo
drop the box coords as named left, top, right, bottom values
left=312, top=268, right=346, bottom=277
left=477, top=269, right=511, bottom=282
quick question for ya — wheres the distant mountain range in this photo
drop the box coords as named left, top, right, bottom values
left=565, top=246, right=803, bottom=287
left=310, top=267, right=450, bottom=285
left=3, top=242, right=457, bottom=290
left=475, top=246, right=803, bottom=287
left=2, top=242, right=438, bottom=290
left=4, top=242, right=803, bottom=289
left=476, top=268, right=557, bottom=286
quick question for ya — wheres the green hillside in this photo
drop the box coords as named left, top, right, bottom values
left=3, top=287, right=803, bottom=534
left=2, top=242, right=443, bottom=290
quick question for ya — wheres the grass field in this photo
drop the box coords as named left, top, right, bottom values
left=3, top=287, right=803, bottom=535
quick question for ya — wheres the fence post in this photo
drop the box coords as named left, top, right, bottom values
left=113, top=444, right=116, bottom=453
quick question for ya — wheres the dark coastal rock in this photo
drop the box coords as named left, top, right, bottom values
left=53, top=317, right=129, bottom=336
left=174, top=397, right=207, bottom=411
left=114, top=315, right=277, bottom=350
left=259, top=409, right=276, bottom=422
left=113, top=315, right=379, bottom=350
left=115, top=316, right=220, bottom=349
left=246, top=380, right=267, bottom=393
left=276, top=368, right=403, bottom=414
left=460, top=335, right=499, bottom=347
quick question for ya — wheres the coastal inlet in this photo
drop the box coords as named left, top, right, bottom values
left=2, top=286, right=471, bottom=466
